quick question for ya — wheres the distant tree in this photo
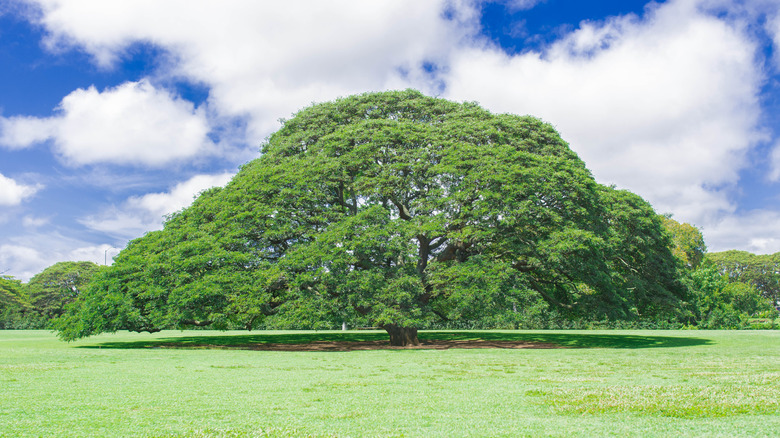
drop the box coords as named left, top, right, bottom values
left=0, top=276, right=34, bottom=329
left=661, top=217, right=707, bottom=270
left=707, top=250, right=780, bottom=307
left=722, top=282, right=776, bottom=318
left=26, top=261, right=101, bottom=322
left=58, top=90, right=686, bottom=345
left=686, top=262, right=777, bottom=328
left=0, top=276, right=23, bottom=305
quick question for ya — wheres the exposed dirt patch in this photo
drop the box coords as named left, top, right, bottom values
left=155, top=339, right=564, bottom=351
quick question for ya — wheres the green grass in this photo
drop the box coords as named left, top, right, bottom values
left=1, top=330, right=778, bottom=437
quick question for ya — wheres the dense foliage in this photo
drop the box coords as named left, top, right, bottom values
left=26, top=262, right=101, bottom=321
left=0, top=276, right=36, bottom=329
left=683, top=262, right=776, bottom=328
left=0, top=262, right=101, bottom=329
left=654, top=221, right=777, bottom=329
left=55, top=90, right=695, bottom=344
left=661, top=217, right=707, bottom=270
left=707, top=250, right=780, bottom=306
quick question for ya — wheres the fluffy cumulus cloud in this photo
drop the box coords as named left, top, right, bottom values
left=443, top=0, right=763, bottom=227
left=702, top=210, right=780, bottom=254
left=0, top=116, right=56, bottom=150
left=0, top=80, right=213, bottom=166
left=80, top=172, right=233, bottom=240
left=22, top=0, right=476, bottom=143
left=0, top=173, right=41, bottom=206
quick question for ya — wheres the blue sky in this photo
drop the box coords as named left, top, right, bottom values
left=1, top=0, right=780, bottom=280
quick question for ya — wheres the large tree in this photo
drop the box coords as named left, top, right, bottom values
left=58, top=90, right=685, bottom=345
left=26, top=261, right=101, bottom=322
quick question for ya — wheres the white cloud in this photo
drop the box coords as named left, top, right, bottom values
left=0, top=244, right=42, bottom=280
left=760, top=4, right=780, bottom=70
left=443, top=0, right=764, bottom=227
left=0, top=173, right=42, bottom=206
left=22, top=215, right=50, bottom=228
left=0, top=80, right=214, bottom=166
left=69, top=244, right=120, bottom=267
left=0, top=116, right=56, bottom=149
left=80, top=172, right=233, bottom=239
left=769, top=141, right=780, bottom=182
left=128, top=173, right=232, bottom=218
left=702, top=210, right=780, bottom=254
left=0, top=242, right=118, bottom=281
left=21, top=0, right=476, bottom=144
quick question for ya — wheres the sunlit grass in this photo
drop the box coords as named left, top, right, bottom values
left=1, top=330, right=778, bottom=437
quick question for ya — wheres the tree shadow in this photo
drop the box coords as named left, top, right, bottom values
left=80, top=331, right=390, bottom=350
left=424, top=331, right=712, bottom=349
left=77, top=330, right=712, bottom=351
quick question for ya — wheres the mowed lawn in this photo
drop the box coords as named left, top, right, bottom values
left=1, top=330, right=778, bottom=437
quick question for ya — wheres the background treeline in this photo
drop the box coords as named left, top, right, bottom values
left=0, top=262, right=101, bottom=329
left=2, top=220, right=778, bottom=331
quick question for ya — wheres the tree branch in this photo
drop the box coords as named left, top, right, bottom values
left=389, top=197, right=412, bottom=220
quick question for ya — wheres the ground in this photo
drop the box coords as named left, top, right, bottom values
left=1, top=330, right=778, bottom=437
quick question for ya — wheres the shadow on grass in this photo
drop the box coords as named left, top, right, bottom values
left=78, top=330, right=712, bottom=350
left=425, top=332, right=712, bottom=349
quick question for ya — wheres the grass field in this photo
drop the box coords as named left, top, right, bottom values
left=1, top=330, right=778, bottom=437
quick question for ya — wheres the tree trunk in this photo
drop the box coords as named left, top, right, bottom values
left=383, top=324, right=420, bottom=346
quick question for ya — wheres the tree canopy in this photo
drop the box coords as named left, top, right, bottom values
left=57, top=90, right=686, bottom=345
left=661, top=217, right=707, bottom=270
left=1, top=275, right=33, bottom=329
left=684, top=262, right=777, bottom=328
left=26, top=261, right=101, bottom=322
left=0, top=276, right=25, bottom=309
left=706, top=250, right=780, bottom=307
